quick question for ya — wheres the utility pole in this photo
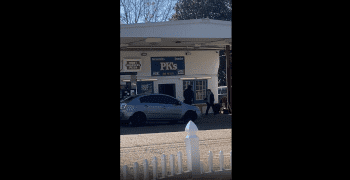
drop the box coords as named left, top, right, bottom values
left=225, top=45, right=232, bottom=114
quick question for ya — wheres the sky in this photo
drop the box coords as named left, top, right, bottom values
left=120, top=0, right=178, bottom=24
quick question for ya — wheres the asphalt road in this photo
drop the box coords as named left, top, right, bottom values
left=120, top=113, right=232, bottom=135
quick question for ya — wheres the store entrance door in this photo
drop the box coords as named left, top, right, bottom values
left=158, top=84, right=176, bottom=98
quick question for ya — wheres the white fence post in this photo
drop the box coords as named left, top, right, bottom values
left=169, top=154, right=175, bottom=176
left=161, top=154, right=167, bottom=178
left=184, top=120, right=201, bottom=176
left=152, top=156, right=157, bottom=180
left=219, top=150, right=224, bottom=171
left=134, top=162, right=139, bottom=179
left=208, top=151, right=213, bottom=173
left=123, top=165, right=128, bottom=180
left=144, top=159, right=149, bottom=180
left=177, top=151, right=183, bottom=174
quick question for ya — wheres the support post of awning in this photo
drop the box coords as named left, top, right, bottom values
left=225, top=45, right=232, bottom=114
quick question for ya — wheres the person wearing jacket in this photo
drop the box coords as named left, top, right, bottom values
left=183, top=85, right=195, bottom=105
left=205, top=89, right=215, bottom=115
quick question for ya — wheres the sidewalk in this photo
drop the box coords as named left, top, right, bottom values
left=121, top=128, right=231, bottom=148
left=120, top=128, right=232, bottom=176
left=120, top=113, right=232, bottom=135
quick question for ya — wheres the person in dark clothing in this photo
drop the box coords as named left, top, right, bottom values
left=122, top=86, right=130, bottom=98
left=221, top=96, right=228, bottom=110
left=183, top=85, right=194, bottom=105
left=204, top=89, right=215, bottom=115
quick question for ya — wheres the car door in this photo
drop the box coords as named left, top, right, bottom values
left=153, top=95, right=173, bottom=120
left=139, top=95, right=160, bottom=119
left=141, top=95, right=167, bottom=120
left=163, top=95, right=182, bottom=120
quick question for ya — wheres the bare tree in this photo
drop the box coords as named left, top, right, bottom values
left=120, top=0, right=177, bottom=24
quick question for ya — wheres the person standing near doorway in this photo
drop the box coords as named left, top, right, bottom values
left=120, top=85, right=123, bottom=99
left=183, top=85, right=194, bottom=105
left=122, top=86, right=129, bottom=98
left=205, top=89, right=215, bottom=115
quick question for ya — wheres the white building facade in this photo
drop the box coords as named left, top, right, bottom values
left=120, top=19, right=231, bottom=109
left=120, top=50, right=220, bottom=104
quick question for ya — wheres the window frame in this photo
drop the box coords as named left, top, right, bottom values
left=137, top=81, right=154, bottom=95
left=218, top=87, right=227, bottom=95
left=183, top=79, right=208, bottom=104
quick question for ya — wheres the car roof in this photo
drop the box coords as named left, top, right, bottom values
left=137, top=93, right=177, bottom=98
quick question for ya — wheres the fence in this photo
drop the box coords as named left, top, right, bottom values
left=121, top=120, right=232, bottom=180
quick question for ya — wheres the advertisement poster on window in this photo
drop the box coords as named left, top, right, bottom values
left=151, top=57, right=185, bottom=76
left=137, top=81, right=153, bottom=94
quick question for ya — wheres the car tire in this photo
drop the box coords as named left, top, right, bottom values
left=182, top=111, right=197, bottom=124
left=129, top=112, right=147, bottom=127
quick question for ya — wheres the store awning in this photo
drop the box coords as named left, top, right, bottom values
left=120, top=72, right=137, bottom=75
left=120, top=19, right=231, bottom=51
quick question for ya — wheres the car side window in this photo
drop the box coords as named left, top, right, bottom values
left=140, top=95, right=178, bottom=104
left=140, top=96, right=152, bottom=103
left=152, top=95, right=166, bottom=104
left=140, top=95, right=162, bottom=103
left=162, top=96, right=177, bottom=104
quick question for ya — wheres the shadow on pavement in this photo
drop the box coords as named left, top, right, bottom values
left=120, top=114, right=232, bottom=135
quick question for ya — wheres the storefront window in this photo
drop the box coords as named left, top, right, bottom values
left=183, top=80, right=207, bottom=104
left=137, top=81, right=154, bottom=95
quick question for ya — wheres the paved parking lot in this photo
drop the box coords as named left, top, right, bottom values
left=120, top=113, right=232, bottom=135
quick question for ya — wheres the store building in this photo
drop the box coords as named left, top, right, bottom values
left=120, top=19, right=232, bottom=113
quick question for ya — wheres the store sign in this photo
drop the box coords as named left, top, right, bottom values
left=151, top=57, right=185, bottom=76
left=123, top=59, right=141, bottom=71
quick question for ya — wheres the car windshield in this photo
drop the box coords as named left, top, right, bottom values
left=120, top=95, right=141, bottom=103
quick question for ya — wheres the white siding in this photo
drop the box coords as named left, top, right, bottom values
left=120, top=51, right=219, bottom=76
left=120, top=51, right=220, bottom=103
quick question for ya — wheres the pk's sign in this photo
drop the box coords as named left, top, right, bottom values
left=160, top=62, right=177, bottom=70
left=151, top=57, right=185, bottom=76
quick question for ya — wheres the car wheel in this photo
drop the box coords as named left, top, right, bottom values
left=129, top=112, right=147, bottom=127
left=182, top=111, right=197, bottom=124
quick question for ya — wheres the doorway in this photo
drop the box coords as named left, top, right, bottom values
left=158, top=84, right=176, bottom=98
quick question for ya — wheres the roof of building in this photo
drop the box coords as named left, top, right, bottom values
left=120, top=19, right=231, bottom=51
